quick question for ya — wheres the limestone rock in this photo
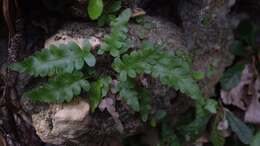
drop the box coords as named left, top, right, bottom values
left=26, top=2, right=237, bottom=143
left=28, top=16, right=183, bottom=145
left=32, top=99, right=90, bottom=145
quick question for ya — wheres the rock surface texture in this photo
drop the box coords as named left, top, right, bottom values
left=21, top=0, right=239, bottom=145
left=32, top=99, right=91, bottom=145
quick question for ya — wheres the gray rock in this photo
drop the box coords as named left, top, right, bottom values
left=180, top=0, right=236, bottom=97
left=32, top=99, right=91, bottom=145
left=25, top=1, right=239, bottom=144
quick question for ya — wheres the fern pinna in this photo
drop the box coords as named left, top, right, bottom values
left=10, top=41, right=96, bottom=77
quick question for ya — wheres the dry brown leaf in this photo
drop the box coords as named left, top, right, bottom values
left=132, top=8, right=146, bottom=17
left=99, top=98, right=119, bottom=118
left=220, top=63, right=260, bottom=124
left=99, top=98, right=124, bottom=133
left=220, top=64, right=254, bottom=110
left=245, top=78, right=260, bottom=123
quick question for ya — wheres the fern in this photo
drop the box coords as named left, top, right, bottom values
left=139, top=88, right=152, bottom=122
left=98, top=8, right=132, bottom=57
left=210, top=117, right=225, bottom=146
left=112, top=43, right=203, bottom=100
left=24, top=72, right=90, bottom=103
left=114, top=78, right=140, bottom=111
left=113, top=77, right=151, bottom=120
left=10, top=40, right=95, bottom=77
left=10, top=9, right=212, bottom=141
left=88, top=76, right=112, bottom=112
left=97, top=0, right=122, bottom=26
left=159, top=123, right=181, bottom=146
left=178, top=103, right=211, bottom=140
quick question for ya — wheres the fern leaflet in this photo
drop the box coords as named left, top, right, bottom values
left=98, top=8, right=132, bottom=57
left=10, top=40, right=96, bottom=77
left=88, top=76, right=112, bottom=112
left=114, top=78, right=140, bottom=111
left=24, top=72, right=90, bottom=103
left=113, top=43, right=203, bottom=100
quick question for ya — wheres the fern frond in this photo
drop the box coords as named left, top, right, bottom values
left=98, top=8, right=132, bottom=57
left=160, top=123, right=181, bottom=146
left=88, top=76, right=112, bottom=112
left=210, top=117, right=225, bottom=146
left=139, top=88, right=152, bottom=122
left=113, top=44, right=203, bottom=100
left=24, top=72, right=90, bottom=103
left=178, top=103, right=211, bottom=140
left=115, top=78, right=140, bottom=112
left=10, top=40, right=96, bottom=77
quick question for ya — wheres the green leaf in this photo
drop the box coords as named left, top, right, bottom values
left=10, top=41, right=96, bottom=77
left=178, top=104, right=210, bottom=140
left=230, top=41, right=248, bottom=57
left=225, top=110, right=253, bottom=144
left=204, top=99, right=218, bottom=114
left=237, top=20, right=256, bottom=45
left=139, top=89, right=151, bottom=122
left=210, top=118, right=225, bottom=146
left=250, top=131, right=260, bottom=146
left=128, top=69, right=136, bottom=78
left=160, top=123, right=181, bottom=146
left=83, top=40, right=96, bottom=67
left=111, top=8, right=132, bottom=26
left=88, top=76, right=112, bottom=112
left=113, top=45, right=204, bottom=100
left=98, top=9, right=132, bottom=56
left=89, top=81, right=102, bottom=112
left=119, top=70, right=127, bottom=81
left=220, top=64, right=245, bottom=91
left=116, top=78, right=140, bottom=111
left=88, top=0, right=103, bottom=20
left=99, top=76, right=112, bottom=97
left=192, top=71, right=205, bottom=80
left=85, top=53, right=96, bottom=67
left=155, top=110, right=167, bottom=121
left=107, top=0, right=121, bottom=13
left=175, top=78, right=203, bottom=100
left=24, top=72, right=89, bottom=103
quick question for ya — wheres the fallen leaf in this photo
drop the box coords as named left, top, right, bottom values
left=132, top=8, right=146, bottom=17
left=220, top=64, right=245, bottom=91
left=250, top=131, right=260, bottom=146
left=99, top=98, right=119, bottom=118
left=225, top=109, right=253, bottom=144
left=221, top=64, right=254, bottom=110
left=245, top=78, right=260, bottom=123
left=99, top=98, right=124, bottom=133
